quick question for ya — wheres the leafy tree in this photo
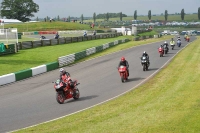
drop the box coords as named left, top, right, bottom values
left=93, top=12, right=96, bottom=23
left=36, top=16, right=39, bottom=21
left=134, top=10, right=137, bottom=20
left=96, top=12, right=127, bottom=19
left=181, top=9, right=185, bottom=20
left=119, top=12, right=122, bottom=21
left=57, top=15, right=60, bottom=21
left=148, top=10, right=151, bottom=20
left=68, top=16, right=70, bottom=22
left=106, top=12, right=109, bottom=21
left=165, top=10, right=168, bottom=21
left=198, top=7, right=200, bottom=20
left=1, top=0, right=39, bottom=22
left=81, top=14, right=84, bottom=22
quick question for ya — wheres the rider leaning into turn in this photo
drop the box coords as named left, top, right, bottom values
left=118, top=57, right=129, bottom=76
left=59, top=68, right=77, bottom=96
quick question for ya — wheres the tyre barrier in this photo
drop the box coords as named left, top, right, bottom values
left=58, top=39, right=129, bottom=67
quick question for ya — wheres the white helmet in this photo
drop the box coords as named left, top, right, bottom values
left=143, top=51, right=146, bottom=54
left=164, top=41, right=167, bottom=44
left=59, top=68, right=64, bottom=72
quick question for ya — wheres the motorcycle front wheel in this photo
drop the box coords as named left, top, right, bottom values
left=56, top=92, right=65, bottom=104
left=143, top=64, right=145, bottom=71
left=73, top=88, right=80, bottom=100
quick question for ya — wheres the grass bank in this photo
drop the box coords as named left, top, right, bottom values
left=0, top=35, right=172, bottom=76
left=4, top=22, right=103, bottom=32
left=15, top=37, right=200, bottom=133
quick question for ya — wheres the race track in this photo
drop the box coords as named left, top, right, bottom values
left=0, top=36, right=195, bottom=133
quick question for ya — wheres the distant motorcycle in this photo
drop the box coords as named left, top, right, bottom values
left=40, top=35, right=46, bottom=40
left=158, top=47, right=164, bottom=57
left=163, top=45, right=168, bottom=54
left=54, top=34, right=59, bottom=39
left=118, top=65, right=128, bottom=83
left=177, top=40, right=181, bottom=47
left=140, top=56, right=149, bottom=71
left=186, top=37, right=190, bottom=42
left=53, top=79, right=80, bottom=104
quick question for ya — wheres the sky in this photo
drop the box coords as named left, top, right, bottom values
left=32, top=0, right=200, bottom=18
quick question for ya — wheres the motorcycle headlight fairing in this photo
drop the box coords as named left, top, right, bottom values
left=56, top=85, right=61, bottom=89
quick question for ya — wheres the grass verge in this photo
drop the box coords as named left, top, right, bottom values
left=0, top=35, right=172, bottom=76
left=14, top=37, right=200, bottom=133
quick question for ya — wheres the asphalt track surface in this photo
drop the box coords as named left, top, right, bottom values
left=0, top=36, right=195, bottom=133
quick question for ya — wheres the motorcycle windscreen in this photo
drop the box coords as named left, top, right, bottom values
left=119, top=66, right=126, bottom=72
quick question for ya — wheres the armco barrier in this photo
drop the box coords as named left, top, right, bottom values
left=134, top=34, right=161, bottom=41
left=15, top=69, right=32, bottom=81
left=18, top=32, right=122, bottom=50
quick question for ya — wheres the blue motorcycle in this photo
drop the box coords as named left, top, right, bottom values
left=177, top=40, right=181, bottom=47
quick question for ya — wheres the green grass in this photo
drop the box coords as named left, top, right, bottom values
left=4, top=22, right=104, bottom=32
left=14, top=37, right=200, bottom=133
left=0, top=36, right=127, bottom=76
left=0, top=35, right=172, bottom=76
left=137, top=30, right=158, bottom=36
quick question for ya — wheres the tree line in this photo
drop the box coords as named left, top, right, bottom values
left=0, top=0, right=200, bottom=22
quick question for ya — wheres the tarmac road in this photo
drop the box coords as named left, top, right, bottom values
left=0, top=36, right=195, bottom=133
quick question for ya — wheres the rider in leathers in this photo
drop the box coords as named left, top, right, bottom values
left=142, top=51, right=150, bottom=66
left=59, top=68, right=76, bottom=95
left=118, top=57, right=129, bottom=76
left=163, top=41, right=169, bottom=52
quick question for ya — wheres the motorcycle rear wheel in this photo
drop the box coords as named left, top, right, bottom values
left=56, top=92, right=65, bottom=104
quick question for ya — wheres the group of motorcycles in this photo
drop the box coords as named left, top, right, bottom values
left=53, top=36, right=190, bottom=104
left=158, top=36, right=189, bottom=57
left=118, top=36, right=189, bottom=83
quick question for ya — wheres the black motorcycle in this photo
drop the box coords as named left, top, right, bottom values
left=141, top=56, right=149, bottom=71
left=163, top=45, right=168, bottom=54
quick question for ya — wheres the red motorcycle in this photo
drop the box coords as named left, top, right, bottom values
left=118, top=65, right=128, bottom=83
left=158, top=47, right=164, bottom=57
left=53, top=79, right=80, bottom=104
left=186, top=37, right=190, bottom=42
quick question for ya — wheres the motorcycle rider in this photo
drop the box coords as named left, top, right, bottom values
left=59, top=68, right=75, bottom=93
left=170, top=38, right=175, bottom=45
left=163, top=41, right=169, bottom=52
left=118, top=57, right=129, bottom=76
left=40, top=35, right=46, bottom=40
left=177, top=36, right=181, bottom=41
left=184, top=34, right=187, bottom=40
left=141, top=51, right=150, bottom=65
left=55, top=32, right=59, bottom=39
left=83, top=31, right=87, bottom=37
